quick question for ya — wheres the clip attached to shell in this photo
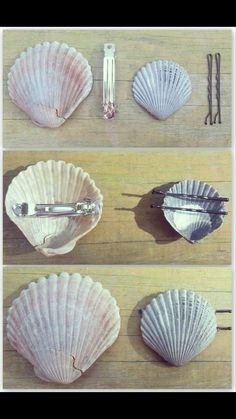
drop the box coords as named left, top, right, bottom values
left=12, top=199, right=99, bottom=217
left=5, top=160, right=103, bottom=257
left=152, top=189, right=229, bottom=203
left=151, top=180, right=228, bottom=243
left=103, top=43, right=116, bottom=119
left=151, top=184, right=228, bottom=215
left=151, top=204, right=228, bottom=216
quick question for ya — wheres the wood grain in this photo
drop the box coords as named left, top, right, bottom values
left=3, top=266, right=232, bottom=389
left=3, top=29, right=232, bottom=149
left=3, top=150, right=231, bottom=265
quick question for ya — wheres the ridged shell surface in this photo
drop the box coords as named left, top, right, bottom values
left=163, top=180, right=226, bottom=243
left=8, top=42, right=93, bottom=128
left=5, top=160, right=103, bottom=256
left=133, top=60, right=192, bottom=120
left=7, top=272, right=121, bottom=384
left=141, top=289, right=217, bottom=366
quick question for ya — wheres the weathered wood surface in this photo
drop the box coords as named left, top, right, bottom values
left=3, top=29, right=232, bottom=149
left=3, top=150, right=231, bottom=265
left=3, top=266, right=232, bottom=389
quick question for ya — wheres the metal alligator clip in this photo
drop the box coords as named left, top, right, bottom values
left=103, top=43, right=116, bottom=119
left=152, top=189, right=229, bottom=202
left=214, top=52, right=222, bottom=124
left=204, top=53, right=213, bottom=125
left=150, top=204, right=228, bottom=216
left=12, top=199, right=99, bottom=217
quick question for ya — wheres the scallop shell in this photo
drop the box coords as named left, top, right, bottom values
left=141, top=289, right=217, bottom=366
left=8, top=41, right=93, bottom=128
left=7, top=272, right=120, bottom=384
left=133, top=60, right=192, bottom=120
left=162, top=180, right=226, bottom=243
left=5, top=160, right=103, bottom=257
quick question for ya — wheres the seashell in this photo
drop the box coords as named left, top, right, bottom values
left=7, top=272, right=120, bottom=384
left=141, top=289, right=217, bottom=366
left=8, top=41, right=93, bottom=128
left=132, top=60, right=192, bottom=120
left=162, top=180, right=226, bottom=243
left=5, top=160, right=103, bottom=257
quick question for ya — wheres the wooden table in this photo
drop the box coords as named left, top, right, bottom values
left=3, top=29, right=231, bottom=149
left=3, top=266, right=231, bottom=390
left=3, top=150, right=231, bottom=265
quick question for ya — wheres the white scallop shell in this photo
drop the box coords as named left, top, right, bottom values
left=133, top=60, right=192, bottom=120
left=5, top=160, right=103, bottom=257
left=8, top=41, right=93, bottom=128
left=163, top=180, right=226, bottom=243
left=141, top=289, right=217, bottom=366
left=7, top=272, right=120, bottom=384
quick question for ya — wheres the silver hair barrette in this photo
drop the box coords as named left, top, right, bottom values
left=103, top=43, right=116, bottom=119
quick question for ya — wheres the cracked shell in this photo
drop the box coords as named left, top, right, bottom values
left=7, top=272, right=121, bottom=384
left=5, top=160, right=103, bottom=257
left=8, top=41, right=93, bottom=128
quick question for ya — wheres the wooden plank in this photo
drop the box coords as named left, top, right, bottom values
left=3, top=29, right=232, bottom=149
left=3, top=266, right=232, bottom=389
left=3, top=358, right=232, bottom=390
left=2, top=265, right=232, bottom=292
left=3, top=150, right=231, bottom=265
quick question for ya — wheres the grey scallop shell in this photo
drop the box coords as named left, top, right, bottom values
left=163, top=180, right=226, bottom=243
left=141, top=289, right=217, bottom=366
left=133, top=60, right=192, bottom=120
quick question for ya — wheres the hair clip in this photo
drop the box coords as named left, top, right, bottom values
left=204, top=53, right=213, bottom=125
left=12, top=199, right=99, bottom=218
left=5, top=160, right=103, bottom=257
left=151, top=180, right=228, bottom=243
left=140, top=289, right=231, bottom=367
left=214, top=52, right=222, bottom=124
left=133, top=60, right=192, bottom=120
left=152, top=189, right=229, bottom=202
left=7, top=272, right=121, bottom=384
left=103, top=43, right=116, bottom=119
left=8, top=42, right=93, bottom=128
left=151, top=204, right=227, bottom=216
